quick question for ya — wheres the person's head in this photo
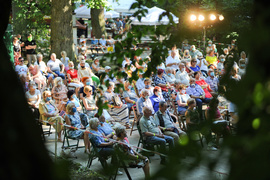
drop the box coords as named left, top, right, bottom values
left=179, top=63, right=185, bottom=72
left=240, top=51, right=246, bottom=59
left=108, top=82, right=115, bottom=91
left=68, top=61, right=74, bottom=69
left=189, top=78, right=196, bottom=87
left=50, top=53, right=56, bottom=61
left=239, top=59, right=246, bottom=69
left=159, top=101, right=168, bottom=113
left=54, top=77, right=63, bottom=87
left=99, top=115, right=106, bottom=123
left=157, top=69, right=164, bottom=76
left=178, top=84, right=186, bottom=94
left=37, top=54, right=43, bottom=62
left=208, top=69, right=215, bottom=77
left=223, top=48, right=229, bottom=55
left=231, top=40, right=236, bottom=45
left=13, top=37, right=18, bottom=43
left=117, top=18, right=119, bottom=22
left=84, top=85, right=93, bottom=96
left=92, top=36, right=96, bottom=40
left=66, top=102, right=77, bottom=114
left=28, top=81, right=36, bottom=91
left=80, top=60, right=86, bottom=69
left=28, top=64, right=34, bottom=71
left=141, top=89, right=149, bottom=99
left=61, top=51, right=67, bottom=58
left=82, top=77, right=90, bottom=86
left=191, top=58, right=197, bottom=67
left=115, top=125, right=127, bottom=139
left=165, top=67, right=172, bottom=75
left=108, top=35, right=112, bottom=39
left=231, top=66, right=238, bottom=76
left=89, top=117, right=99, bottom=130
left=191, top=45, right=196, bottom=51
left=101, top=34, right=105, bottom=39
left=139, top=72, right=144, bottom=79
left=143, top=107, right=152, bottom=117
left=208, top=40, right=212, bottom=47
left=19, top=57, right=24, bottom=65
left=94, top=58, right=99, bottom=65
left=183, top=39, right=188, bottom=45
left=187, top=98, right=196, bottom=108
left=171, top=50, right=176, bottom=58
left=184, top=49, right=189, bottom=56
left=78, top=55, right=85, bottom=62
left=27, top=34, right=32, bottom=41
left=124, top=81, right=132, bottom=91
left=153, top=86, right=162, bottom=97
left=67, top=89, right=76, bottom=100
left=219, top=55, right=225, bottom=62
left=16, top=34, right=21, bottom=40
left=174, top=79, right=181, bottom=89
left=105, top=66, right=111, bottom=73
left=171, top=44, right=177, bottom=50
left=194, top=71, right=201, bottom=80
left=42, top=91, right=52, bottom=102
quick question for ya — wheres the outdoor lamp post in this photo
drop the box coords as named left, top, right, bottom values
left=189, top=13, right=224, bottom=50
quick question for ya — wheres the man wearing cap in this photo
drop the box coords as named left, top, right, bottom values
left=47, top=53, right=66, bottom=82
left=25, top=34, right=37, bottom=64
left=15, top=57, right=28, bottom=76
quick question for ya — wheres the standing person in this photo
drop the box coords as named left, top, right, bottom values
left=25, top=34, right=37, bottom=64
left=115, top=18, right=123, bottom=31
left=13, top=37, right=21, bottom=66
left=60, top=51, right=70, bottom=72
left=47, top=53, right=66, bottom=81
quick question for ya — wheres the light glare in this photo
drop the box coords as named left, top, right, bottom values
left=198, top=15, right=205, bottom=21
left=210, top=14, right=216, bottom=21
left=219, top=15, right=224, bottom=21
left=190, top=15, right=197, bottom=21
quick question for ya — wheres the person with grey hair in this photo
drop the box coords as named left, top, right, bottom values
left=103, top=82, right=130, bottom=128
left=164, top=67, right=176, bottom=84
left=139, top=106, right=174, bottom=165
left=175, top=63, right=190, bottom=86
left=88, top=118, right=119, bottom=164
left=47, top=53, right=66, bottom=80
left=114, top=125, right=150, bottom=179
left=154, top=101, right=185, bottom=144
left=65, top=102, right=90, bottom=153
left=137, top=89, right=155, bottom=116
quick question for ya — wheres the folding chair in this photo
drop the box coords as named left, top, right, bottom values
left=62, top=118, right=85, bottom=150
left=87, top=138, right=109, bottom=170
left=130, top=105, right=140, bottom=136
left=177, top=115, right=187, bottom=132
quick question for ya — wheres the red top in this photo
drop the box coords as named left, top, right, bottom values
left=195, top=79, right=212, bottom=98
left=67, top=69, right=78, bottom=83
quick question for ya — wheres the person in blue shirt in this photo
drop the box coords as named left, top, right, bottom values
left=90, top=36, right=100, bottom=54
left=150, top=86, right=164, bottom=113
left=97, top=115, right=115, bottom=139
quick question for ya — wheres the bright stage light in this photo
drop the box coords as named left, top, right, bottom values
left=190, top=14, right=197, bottom=21
left=198, top=15, right=205, bottom=21
left=210, top=14, right=216, bottom=21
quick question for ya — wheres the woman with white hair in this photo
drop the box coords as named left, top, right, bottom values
left=88, top=117, right=115, bottom=157
left=26, top=81, right=41, bottom=118
left=65, top=102, right=90, bottom=153
left=164, top=67, right=175, bottom=84
left=52, top=77, right=68, bottom=111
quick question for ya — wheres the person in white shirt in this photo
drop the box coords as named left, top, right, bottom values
left=164, top=67, right=175, bottom=85
left=166, top=50, right=181, bottom=71
left=168, top=45, right=181, bottom=59
left=238, top=59, right=246, bottom=77
left=77, top=55, right=90, bottom=69
left=15, top=57, right=28, bottom=77
left=217, top=54, right=225, bottom=75
left=141, top=78, right=154, bottom=97
left=196, top=52, right=209, bottom=77
left=99, top=34, right=107, bottom=53
left=175, top=63, right=190, bottom=86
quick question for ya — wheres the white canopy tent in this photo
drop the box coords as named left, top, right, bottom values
left=130, top=6, right=179, bottom=25
left=74, top=5, right=120, bottom=19
left=107, top=0, right=138, bottom=13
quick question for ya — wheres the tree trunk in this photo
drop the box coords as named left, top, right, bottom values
left=91, top=7, right=107, bottom=38
left=51, top=0, right=74, bottom=60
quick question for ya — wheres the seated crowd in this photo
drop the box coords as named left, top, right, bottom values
left=16, top=39, right=244, bottom=175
